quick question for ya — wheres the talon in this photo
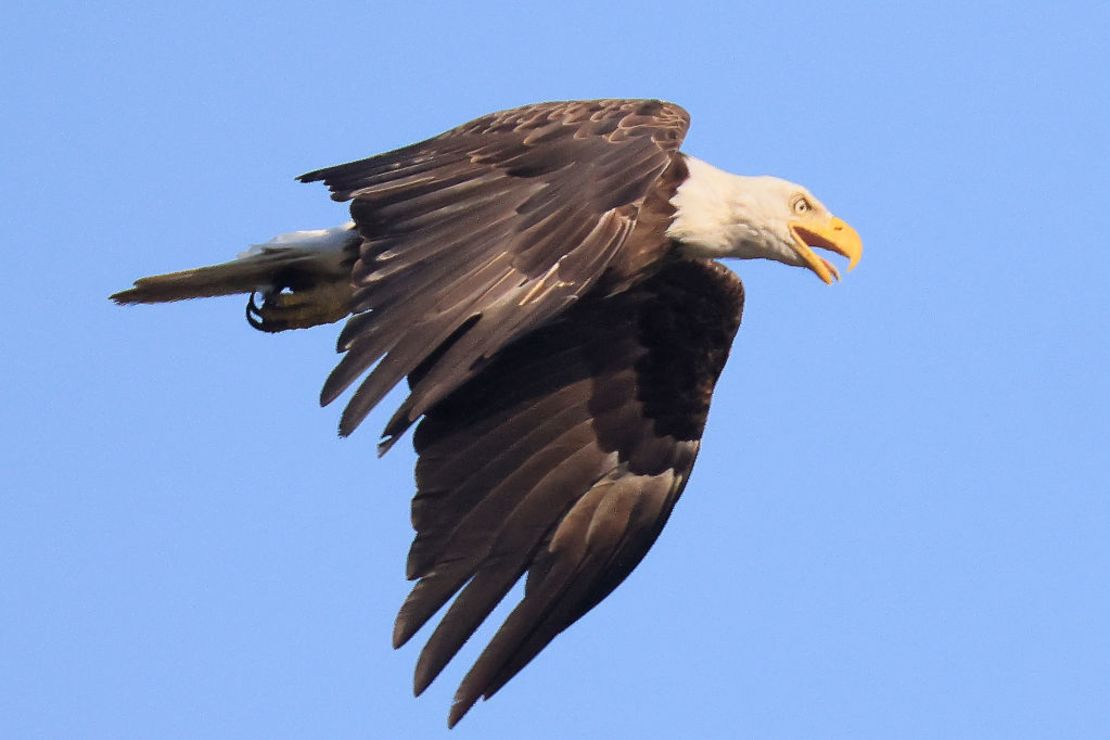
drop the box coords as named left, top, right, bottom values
left=243, top=284, right=351, bottom=333
left=246, top=290, right=267, bottom=330
left=245, top=289, right=291, bottom=333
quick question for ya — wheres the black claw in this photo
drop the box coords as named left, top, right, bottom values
left=246, top=291, right=266, bottom=330
left=246, top=290, right=288, bottom=333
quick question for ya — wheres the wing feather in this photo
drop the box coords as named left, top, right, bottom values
left=298, top=99, right=690, bottom=441
left=412, top=438, right=613, bottom=696
left=396, top=259, right=745, bottom=726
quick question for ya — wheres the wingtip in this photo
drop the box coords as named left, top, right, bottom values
left=392, top=620, right=409, bottom=651
left=294, top=169, right=350, bottom=202
left=447, top=692, right=479, bottom=729
left=413, top=659, right=436, bottom=699
left=319, top=376, right=344, bottom=409
left=376, top=434, right=399, bottom=457
left=338, top=414, right=359, bottom=439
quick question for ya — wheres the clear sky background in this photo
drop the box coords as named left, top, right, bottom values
left=4, top=2, right=1109, bottom=738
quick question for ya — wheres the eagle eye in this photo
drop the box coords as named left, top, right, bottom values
left=792, top=196, right=812, bottom=215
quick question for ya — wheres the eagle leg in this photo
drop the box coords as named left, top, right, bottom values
left=245, top=285, right=351, bottom=333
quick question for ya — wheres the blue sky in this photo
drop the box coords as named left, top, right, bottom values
left=4, top=2, right=1109, bottom=737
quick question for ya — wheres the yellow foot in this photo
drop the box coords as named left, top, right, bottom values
left=246, top=286, right=350, bottom=332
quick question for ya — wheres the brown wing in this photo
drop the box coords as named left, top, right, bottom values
left=391, top=258, right=744, bottom=726
left=297, top=99, right=690, bottom=442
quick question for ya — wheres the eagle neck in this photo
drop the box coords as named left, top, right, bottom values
left=666, top=155, right=775, bottom=261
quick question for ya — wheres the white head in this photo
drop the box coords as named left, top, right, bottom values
left=667, top=156, right=862, bottom=283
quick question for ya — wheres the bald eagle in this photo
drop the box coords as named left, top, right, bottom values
left=112, top=99, right=862, bottom=726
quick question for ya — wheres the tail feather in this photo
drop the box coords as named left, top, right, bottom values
left=110, top=249, right=346, bottom=304
left=111, top=223, right=360, bottom=331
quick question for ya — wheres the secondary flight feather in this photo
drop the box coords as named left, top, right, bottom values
left=111, top=99, right=862, bottom=727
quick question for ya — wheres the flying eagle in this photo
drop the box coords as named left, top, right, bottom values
left=112, top=99, right=862, bottom=726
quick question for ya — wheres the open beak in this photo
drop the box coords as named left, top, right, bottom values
left=789, top=216, right=863, bottom=284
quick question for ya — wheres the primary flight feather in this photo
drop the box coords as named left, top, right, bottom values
left=111, top=99, right=862, bottom=727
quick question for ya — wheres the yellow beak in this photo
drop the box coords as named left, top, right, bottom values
left=788, top=216, right=863, bottom=284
